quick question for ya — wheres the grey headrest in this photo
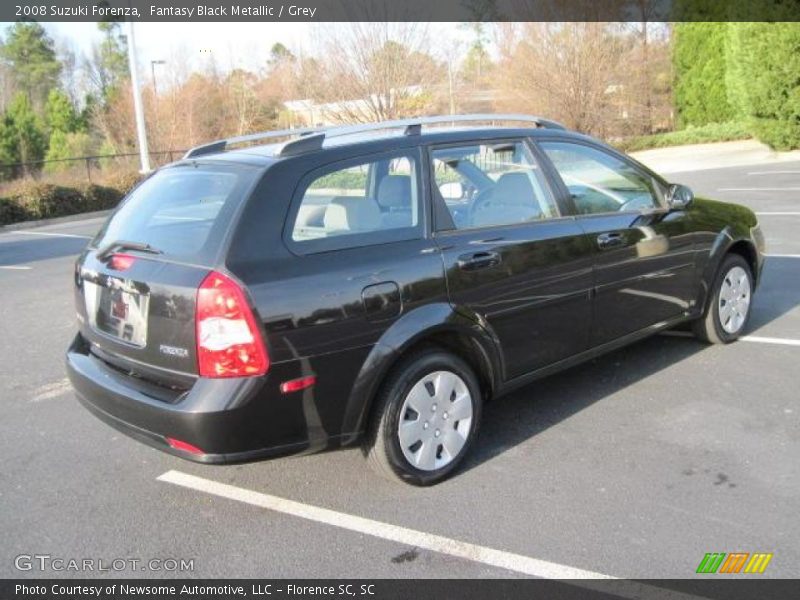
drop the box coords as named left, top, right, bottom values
left=377, top=175, right=412, bottom=209
left=323, top=196, right=381, bottom=232
left=493, top=172, right=536, bottom=207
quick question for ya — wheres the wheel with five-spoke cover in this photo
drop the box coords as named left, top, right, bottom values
left=364, top=348, right=482, bottom=485
left=692, top=253, right=753, bottom=344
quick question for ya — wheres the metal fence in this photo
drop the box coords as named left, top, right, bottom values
left=0, top=150, right=187, bottom=186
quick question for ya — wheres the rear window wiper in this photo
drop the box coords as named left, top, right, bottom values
left=96, top=240, right=164, bottom=260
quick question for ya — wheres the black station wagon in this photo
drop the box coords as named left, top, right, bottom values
left=67, top=114, right=765, bottom=485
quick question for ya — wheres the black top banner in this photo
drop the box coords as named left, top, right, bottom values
left=3, top=0, right=800, bottom=23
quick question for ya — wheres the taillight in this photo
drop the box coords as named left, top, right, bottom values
left=108, top=253, right=136, bottom=271
left=196, top=271, right=269, bottom=378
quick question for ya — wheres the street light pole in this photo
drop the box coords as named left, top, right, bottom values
left=127, top=21, right=151, bottom=173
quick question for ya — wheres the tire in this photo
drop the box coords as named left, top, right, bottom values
left=692, top=254, right=753, bottom=344
left=364, top=348, right=482, bottom=486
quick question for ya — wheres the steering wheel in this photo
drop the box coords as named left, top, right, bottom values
left=617, top=195, right=653, bottom=212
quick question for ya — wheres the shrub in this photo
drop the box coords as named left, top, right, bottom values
left=12, top=183, right=85, bottom=220
left=0, top=180, right=125, bottom=226
left=726, top=22, right=800, bottom=150
left=614, top=121, right=751, bottom=153
left=673, top=23, right=738, bottom=127
left=99, top=170, right=143, bottom=195
left=77, top=183, right=124, bottom=211
left=0, top=197, right=30, bottom=224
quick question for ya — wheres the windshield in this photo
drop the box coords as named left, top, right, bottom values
left=92, top=162, right=259, bottom=263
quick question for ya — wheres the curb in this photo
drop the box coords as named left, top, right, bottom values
left=0, top=209, right=111, bottom=233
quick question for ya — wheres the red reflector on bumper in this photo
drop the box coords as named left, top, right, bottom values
left=166, top=437, right=204, bottom=455
left=280, top=375, right=316, bottom=394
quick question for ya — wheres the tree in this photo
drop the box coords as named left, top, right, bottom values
left=460, top=24, right=493, bottom=87
left=2, top=93, right=47, bottom=176
left=268, top=43, right=295, bottom=69
left=673, top=23, right=737, bottom=127
left=311, top=23, right=442, bottom=123
left=0, top=113, right=18, bottom=173
left=726, top=22, right=800, bottom=150
left=0, top=23, right=62, bottom=110
left=45, top=89, right=82, bottom=134
left=494, top=23, right=624, bottom=136
left=86, top=22, right=128, bottom=102
left=44, top=130, right=93, bottom=171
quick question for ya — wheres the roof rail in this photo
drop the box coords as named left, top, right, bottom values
left=276, top=114, right=566, bottom=157
left=183, top=126, right=321, bottom=159
left=184, top=114, right=567, bottom=160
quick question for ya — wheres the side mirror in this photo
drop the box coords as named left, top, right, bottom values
left=439, top=181, right=464, bottom=200
left=667, top=183, right=694, bottom=210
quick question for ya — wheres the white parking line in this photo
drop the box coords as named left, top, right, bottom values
left=747, top=170, right=800, bottom=175
left=158, top=471, right=610, bottom=578
left=740, top=335, right=800, bottom=347
left=755, top=212, right=800, bottom=216
left=30, top=378, right=72, bottom=402
left=158, top=471, right=708, bottom=599
left=6, top=230, right=91, bottom=239
left=718, top=187, right=800, bottom=192
left=0, top=265, right=32, bottom=270
left=662, top=330, right=800, bottom=346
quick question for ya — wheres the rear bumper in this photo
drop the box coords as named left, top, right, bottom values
left=66, top=334, right=316, bottom=463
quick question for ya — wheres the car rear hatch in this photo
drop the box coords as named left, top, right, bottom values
left=74, top=161, right=262, bottom=393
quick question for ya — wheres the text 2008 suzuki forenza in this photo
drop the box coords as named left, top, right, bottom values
left=67, top=115, right=765, bottom=485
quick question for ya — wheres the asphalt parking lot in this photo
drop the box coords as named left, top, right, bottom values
left=1, top=160, right=798, bottom=581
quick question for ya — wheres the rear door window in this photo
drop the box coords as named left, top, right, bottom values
left=93, top=162, right=259, bottom=263
left=431, top=141, right=558, bottom=230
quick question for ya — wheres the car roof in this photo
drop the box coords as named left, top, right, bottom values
left=185, top=126, right=595, bottom=168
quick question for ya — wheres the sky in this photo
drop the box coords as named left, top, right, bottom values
left=6, top=22, right=477, bottom=77
left=44, top=22, right=319, bottom=71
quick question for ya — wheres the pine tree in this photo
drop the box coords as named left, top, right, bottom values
left=45, top=89, right=81, bottom=134
left=0, top=23, right=61, bottom=110
left=2, top=93, right=46, bottom=177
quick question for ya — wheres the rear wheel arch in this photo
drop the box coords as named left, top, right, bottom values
left=340, top=304, right=502, bottom=443
left=388, top=328, right=497, bottom=403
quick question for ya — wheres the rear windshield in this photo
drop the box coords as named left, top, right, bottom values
left=92, top=162, right=259, bottom=262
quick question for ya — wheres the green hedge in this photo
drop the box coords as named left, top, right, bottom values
left=614, top=121, right=752, bottom=153
left=0, top=181, right=126, bottom=225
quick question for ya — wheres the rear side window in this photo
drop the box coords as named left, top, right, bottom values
left=93, top=163, right=258, bottom=262
left=288, top=152, right=421, bottom=252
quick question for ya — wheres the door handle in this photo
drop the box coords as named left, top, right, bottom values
left=457, top=251, right=501, bottom=271
left=596, top=232, right=624, bottom=249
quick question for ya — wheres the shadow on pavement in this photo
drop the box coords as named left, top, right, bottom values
left=460, top=334, right=706, bottom=475
left=747, top=256, right=800, bottom=332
